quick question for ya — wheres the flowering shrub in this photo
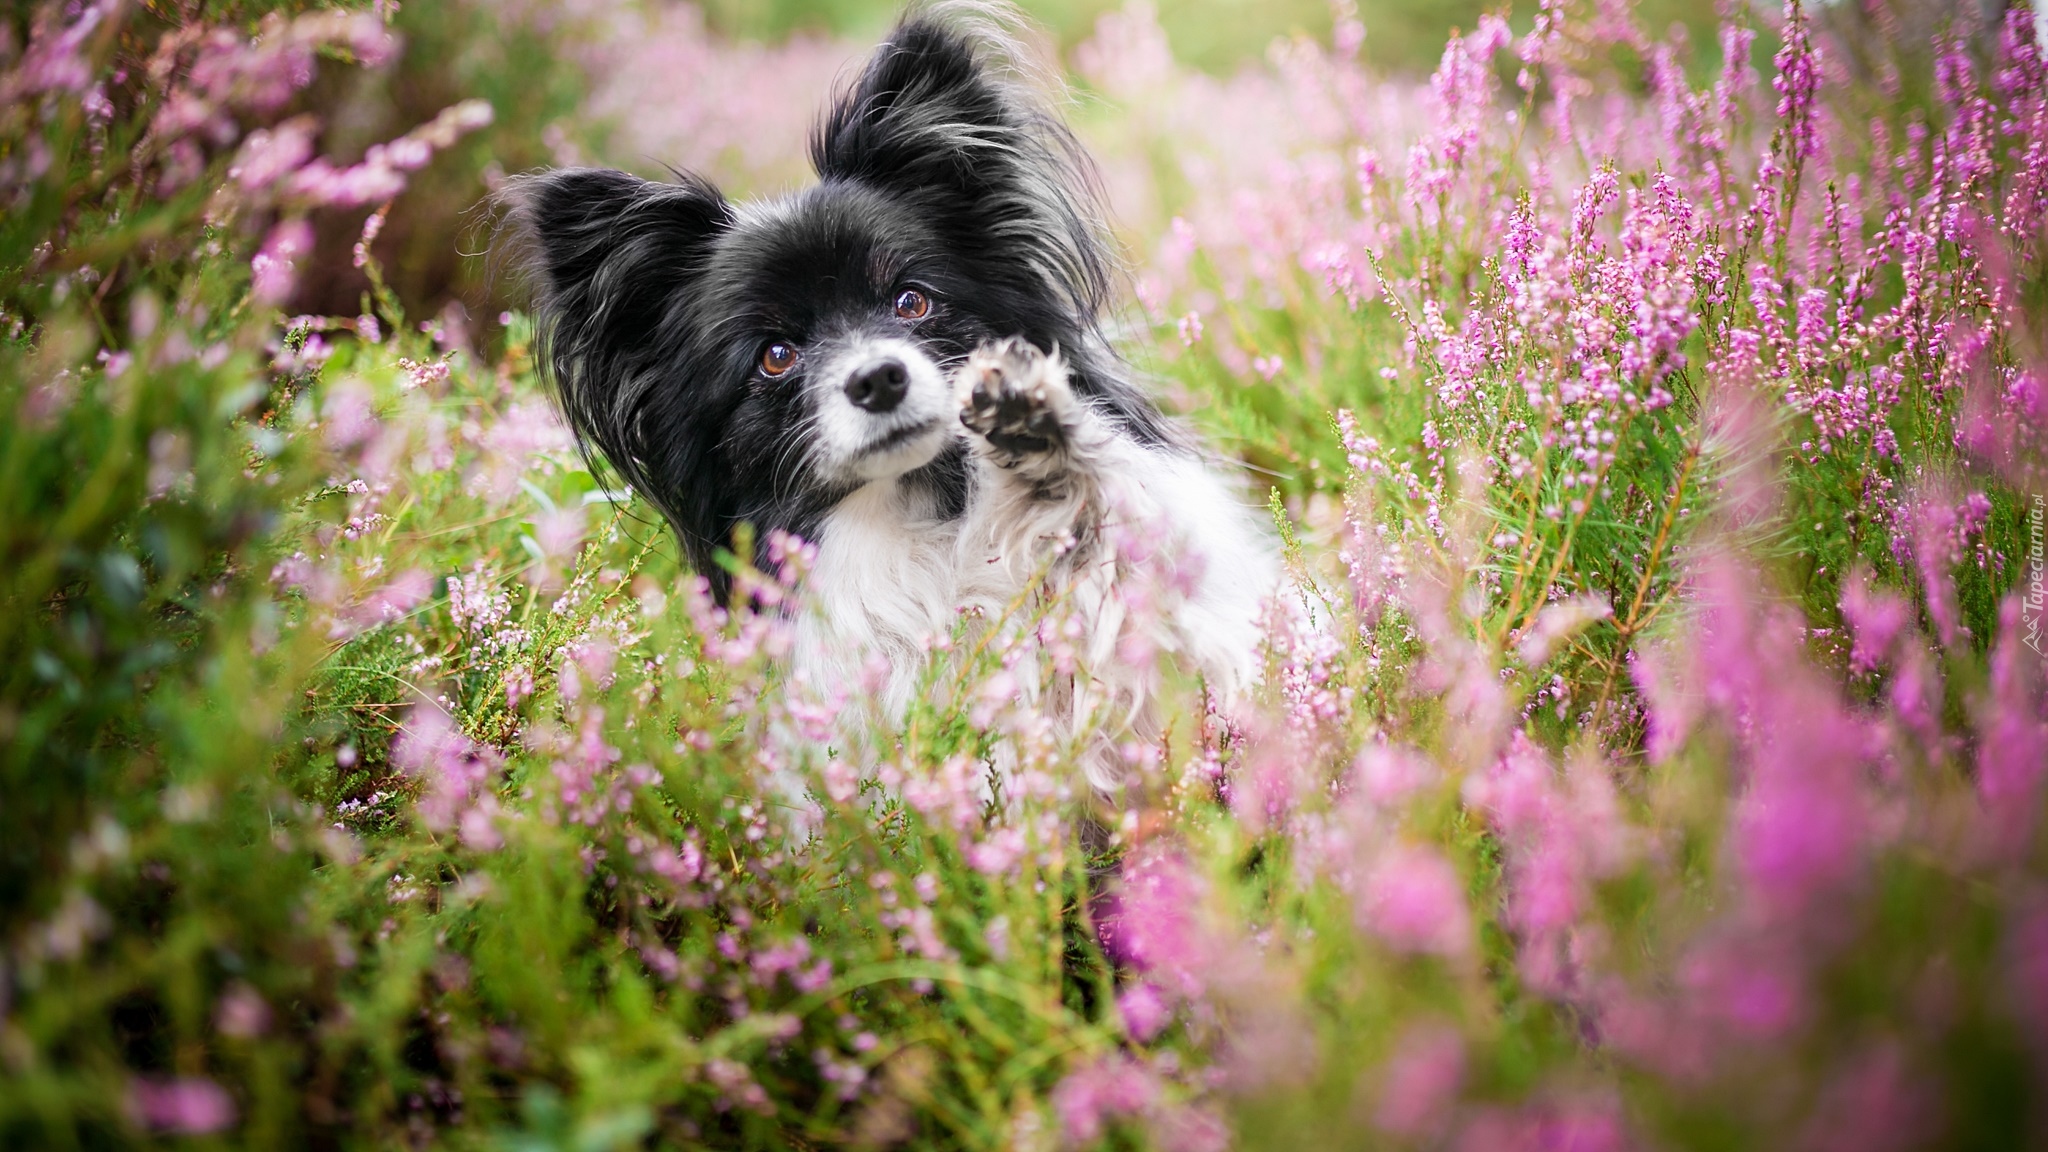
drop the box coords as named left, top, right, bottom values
left=3, top=1, right=2045, bottom=1150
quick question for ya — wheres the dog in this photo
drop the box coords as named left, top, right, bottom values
left=504, top=8, right=1275, bottom=795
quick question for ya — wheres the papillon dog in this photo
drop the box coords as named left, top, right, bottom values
left=505, top=6, right=1275, bottom=794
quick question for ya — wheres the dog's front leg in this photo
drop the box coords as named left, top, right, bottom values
left=952, top=337, right=1131, bottom=794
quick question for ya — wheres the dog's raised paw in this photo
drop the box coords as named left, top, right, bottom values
left=958, top=337, right=1072, bottom=458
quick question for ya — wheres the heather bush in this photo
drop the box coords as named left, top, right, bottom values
left=3, top=2, right=2044, bottom=1150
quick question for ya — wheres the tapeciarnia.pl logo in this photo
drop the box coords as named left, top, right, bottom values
left=2026, top=493, right=2045, bottom=658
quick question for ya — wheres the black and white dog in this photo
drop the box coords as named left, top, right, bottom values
left=506, top=8, right=1274, bottom=792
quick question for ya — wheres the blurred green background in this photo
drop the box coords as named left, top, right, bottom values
left=320, top=0, right=1726, bottom=336
left=699, top=0, right=1716, bottom=75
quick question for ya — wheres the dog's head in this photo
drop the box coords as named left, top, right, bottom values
left=502, top=11, right=1118, bottom=574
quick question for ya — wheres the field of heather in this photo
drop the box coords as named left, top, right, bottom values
left=3, top=1, right=2046, bottom=1149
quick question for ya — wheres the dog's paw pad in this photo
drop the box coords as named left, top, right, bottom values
left=959, top=338, right=1069, bottom=456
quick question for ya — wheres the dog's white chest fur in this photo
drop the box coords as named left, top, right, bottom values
left=791, top=477, right=962, bottom=717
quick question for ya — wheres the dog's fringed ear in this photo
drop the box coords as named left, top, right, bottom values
left=810, top=13, right=1113, bottom=322
left=499, top=168, right=732, bottom=525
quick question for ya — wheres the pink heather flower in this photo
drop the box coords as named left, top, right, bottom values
left=1798, top=1042, right=1937, bottom=1152
left=1731, top=757, right=1866, bottom=916
left=458, top=802, right=503, bottom=852
left=213, top=984, right=271, bottom=1038
left=391, top=705, right=503, bottom=833
left=1051, top=1057, right=1160, bottom=1147
left=1839, top=568, right=1911, bottom=674
left=1101, top=852, right=1206, bottom=995
left=900, top=754, right=983, bottom=836
left=1454, top=1094, right=1629, bottom=1152
left=1309, top=243, right=1369, bottom=309
left=1374, top=1023, right=1466, bottom=1139
left=1886, top=643, right=1943, bottom=756
left=249, top=219, right=314, bottom=306
left=1772, top=7, right=1822, bottom=162
left=127, top=1077, right=235, bottom=1135
left=352, top=202, right=390, bottom=269
left=1117, top=981, right=1173, bottom=1043
left=1405, top=19, right=1509, bottom=209
left=1680, top=939, right=1806, bottom=1043
left=528, top=504, right=588, bottom=585
left=704, top=1057, right=772, bottom=1115
left=471, top=401, right=574, bottom=504
left=229, top=119, right=315, bottom=191
left=1908, top=490, right=1967, bottom=649
left=9, top=3, right=109, bottom=98
left=640, top=944, right=681, bottom=983
left=1149, top=1103, right=1231, bottom=1152
left=1234, top=736, right=1309, bottom=834
left=1517, top=594, right=1612, bottom=667
left=1977, top=596, right=2048, bottom=854
left=283, top=100, right=493, bottom=209
left=1356, top=844, right=1473, bottom=959
left=964, top=827, right=1026, bottom=876
left=502, top=664, right=535, bottom=709
left=1685, top=558, right=1872, bottom=916
left=1463, top=731, right=1553, bottom=839
left=552, top=706, right=623, bottom=825
left=1628, top=643, right=1698, bottom=763
left=320, top=379, right=379, bottom=451
left=1073, top=3, right=1176, bottom=101
left=1177, top=310, right=1204, bottom=346
left=1509, top=832, right=1580, bottom=935
left=571, top=635, right=618, bottom=690
left=970, top=668, right=1019, bottom=729
left=398, top=355, right=452, bottom=391
left=1351, top=741, right=1437, bottom=808
left=354, top=568, right=431, bottom=626
left=446, top=566, right=512, bottom=634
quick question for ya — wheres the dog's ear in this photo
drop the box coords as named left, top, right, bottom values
left=499, top=167, right=732, bottom=524
left=810, top=14, right=1112, bottom=320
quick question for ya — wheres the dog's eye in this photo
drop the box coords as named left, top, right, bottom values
left=759, top=341, right=799, bottom=377
left=893, top=288, right=930, bottom=320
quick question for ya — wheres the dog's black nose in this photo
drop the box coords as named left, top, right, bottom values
left=845, top=359, right=909, bottom=413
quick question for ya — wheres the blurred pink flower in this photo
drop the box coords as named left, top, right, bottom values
left=1373, top=1022, right=1465, bottom=1139
left=1101, top=851, right=1207, bottom=995
left=213, top=984, right=271, bottom=1039
left=341, top=567, right=431, bottom=635
left=229, top=118, right=315, bottom=191
left=1051, top=1056, right=1160, bottom=1147
left=250, top=219, right=314, bottom=306
left=1352, top=741, right=1437, bottom=808
left=1679, top=938, right=1807, bottom=1044
left=391, top=704, right=504, bottom=834
left=1356, top=844, right=1473, bottom=959
left=1454, top=1093, right=1629, bottom=1152
left=1731, top=758, right=1865, bottom=916
left=321, top=378, right=379, bottom=450
left=1977, top=596, right=2048, bottom=854
left=527, top=504, right=588, bottom=589
left=1798, top=1042, right=1938, bottom=1152
left=127, top=1077, right=235, bottom=1135
left=1839, top=568, right=1911, bottom=675
left=1148, top=1102, right=1231, bottom=1152
left=1907, top=489, right=1968, bottom=650
left=1117, top=981, right=1173, bottom=1043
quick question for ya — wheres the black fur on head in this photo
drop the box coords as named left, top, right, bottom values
left=498, top=5, right=1171, bottom=589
